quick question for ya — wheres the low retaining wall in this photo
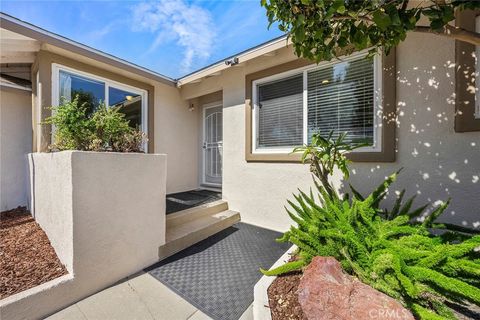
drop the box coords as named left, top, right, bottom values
left=253, top=245, right=297, bottom=320
left=0, top=151, right=167, bottom=320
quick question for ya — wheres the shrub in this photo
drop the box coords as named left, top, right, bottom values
left=45, top=96, right=147, bottom=153
left=262, top=131, right=480, bottom=319
left=44, top=96, right=94, bottom=151
left=262, top=172, right=480, bottom=319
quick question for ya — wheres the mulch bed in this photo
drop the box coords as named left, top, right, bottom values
left=0, top=207, right=67, bottom=299
left=268, top=271, right=307, bottom=320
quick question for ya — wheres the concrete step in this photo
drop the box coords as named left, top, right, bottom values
left=159, top=209, right=241, bottom=260
left=166, top=199, right=228, bottom=228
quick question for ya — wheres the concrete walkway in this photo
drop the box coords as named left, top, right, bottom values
left=46, top=272, right=254, bottom=320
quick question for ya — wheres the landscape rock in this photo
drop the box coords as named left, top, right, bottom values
left=297, top=256, right=414, bottom=320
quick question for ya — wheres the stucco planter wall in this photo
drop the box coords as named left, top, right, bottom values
left=0, top=151, right=167, bottom=320
left=253, top=245, right=297, bottom=320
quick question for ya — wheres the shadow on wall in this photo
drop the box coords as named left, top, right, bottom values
left=339, top=43, right=479, bottom=230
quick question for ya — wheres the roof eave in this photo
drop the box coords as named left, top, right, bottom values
left=176, top=35, right=289, bottom=87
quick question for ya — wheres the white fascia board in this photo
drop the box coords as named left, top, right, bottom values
left=177, top=36, right=289, bottom=87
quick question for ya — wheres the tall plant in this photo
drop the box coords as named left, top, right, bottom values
left=292, top=131, right=367, bottom=199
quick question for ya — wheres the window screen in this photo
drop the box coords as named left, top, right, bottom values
left=307, top=57, right=374, bottom=144
left=257, top=74, right=303, bottom=148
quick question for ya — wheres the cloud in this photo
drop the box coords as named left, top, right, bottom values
left=132, top=0, right=216, bottom=73
left=85, top=21, right=119, bottom=42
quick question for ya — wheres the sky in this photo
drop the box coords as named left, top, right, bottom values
left=1, top=0, right=283, bottom=78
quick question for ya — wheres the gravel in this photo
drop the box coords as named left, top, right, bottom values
left=0, top=207, right=67, bottom=299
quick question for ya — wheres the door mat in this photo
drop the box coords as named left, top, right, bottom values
left=146, top=223, right=291, bottom=320
left=166, top=189, right=221, bottom=214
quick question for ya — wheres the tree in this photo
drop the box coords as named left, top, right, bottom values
left=261, top=0, right=480, bottom=62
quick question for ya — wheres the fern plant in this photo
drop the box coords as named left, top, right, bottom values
left=261, top=171, right=480, bottom=319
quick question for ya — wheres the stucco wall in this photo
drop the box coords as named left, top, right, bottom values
left=0, top=151, right=167, bottom=320
left=154, top=83, right=199, bottom=193
left=181, top=33, right=480, bottom=232
left=0, top=87, right=32, bottom=211
left=27, top=152, right=74, bottom=272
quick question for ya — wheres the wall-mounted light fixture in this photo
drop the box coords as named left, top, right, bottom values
left=224, top=57, right=239, bottom=66
left=188, top=103, right=195, bottom=112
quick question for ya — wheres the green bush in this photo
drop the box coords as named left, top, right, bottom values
left=45, top=96, right=146, bottom=153
left=262, top=131, right=480, bottom=319
left=262, top=172, right=480, bottom=319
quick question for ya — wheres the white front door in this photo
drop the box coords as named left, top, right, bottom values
left=203, top=105, right=223, bottom=186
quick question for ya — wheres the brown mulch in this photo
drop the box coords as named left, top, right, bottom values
left=0, top=207, right=67, bottom=299
left=268, top=271, right=307, bottom=320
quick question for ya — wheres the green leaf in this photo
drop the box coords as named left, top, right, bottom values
left=294, top=26, right=305, bottom=42
left=373, top=10, right=392, bottom=31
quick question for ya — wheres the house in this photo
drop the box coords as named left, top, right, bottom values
left=1, top=11, right=479, bottom=231
left=1, top=8, right=480, bottom=320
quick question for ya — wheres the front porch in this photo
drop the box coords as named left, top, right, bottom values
left=162, top=189, right=240, bottom=260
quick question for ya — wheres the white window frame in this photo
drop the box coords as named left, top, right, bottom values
left=252, top=50, right=383, bottom=154
left=51, top=63, right=148, bottom=151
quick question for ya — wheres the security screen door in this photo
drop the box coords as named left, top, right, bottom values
left=203, top=105, right=223, bottom=186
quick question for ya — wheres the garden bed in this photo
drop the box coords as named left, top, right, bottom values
left=266, top=269, right=480, bottom=320
left=268, top=272, right=306, bottom=320
left=0, top=207, right=67, bottom=299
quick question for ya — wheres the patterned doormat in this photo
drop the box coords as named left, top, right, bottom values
left=146, top=223, right=291, bottom=320
left=166, top=189, right=222, bottom=214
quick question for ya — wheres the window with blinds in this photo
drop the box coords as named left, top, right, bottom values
left=253, top=52, right=378, bottom=152
left=307, top=57, right=374, bottom=144
left=307, top=56, right=374, bottom=144
left=257, top=74, right=304, bottom=148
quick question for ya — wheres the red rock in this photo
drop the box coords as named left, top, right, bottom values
left=297, top=257, right=414, bottom=320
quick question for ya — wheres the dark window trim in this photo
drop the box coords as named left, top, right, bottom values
left=455, top=9, right=480, bottom=132
left=245, top=49, right=396, bottom=163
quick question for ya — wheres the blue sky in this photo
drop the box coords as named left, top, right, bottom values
left=1, top=0, right=283, bottom=78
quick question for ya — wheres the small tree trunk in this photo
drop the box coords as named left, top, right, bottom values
left=313, top=157, right=335, bottom=199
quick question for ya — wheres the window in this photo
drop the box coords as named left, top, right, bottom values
left=108, top=87, right=142, bottom=128
left=52, top=64, right=147, bottom=132
left=252, top=51, right=381, bottom=153
left=59, top=70, right=105, bottom=114
left=257, top=74, right=303, bottom=148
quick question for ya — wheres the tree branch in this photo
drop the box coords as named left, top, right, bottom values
left=331, top=15, right=373, bottom=23
left=414, top=25, right=480, bottom=46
